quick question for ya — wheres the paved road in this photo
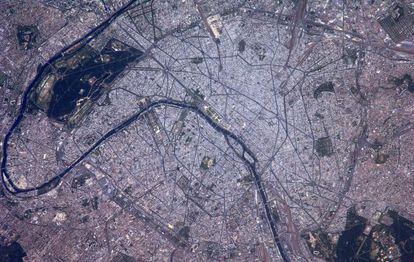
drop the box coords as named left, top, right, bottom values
left=1, top=0, right=143, bottom=194
left=0, top=1, right=289, bottom=260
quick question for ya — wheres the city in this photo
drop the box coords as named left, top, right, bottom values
left=0, top=0, right=414, bottom=261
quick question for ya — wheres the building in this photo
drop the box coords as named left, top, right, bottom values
left=378, top=2, right=414, bottom=43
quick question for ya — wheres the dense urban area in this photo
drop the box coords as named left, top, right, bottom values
left=1, top=0, right=414, bottom=261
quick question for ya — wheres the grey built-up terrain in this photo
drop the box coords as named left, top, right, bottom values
left=0, top=0, right=414, bottom=261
